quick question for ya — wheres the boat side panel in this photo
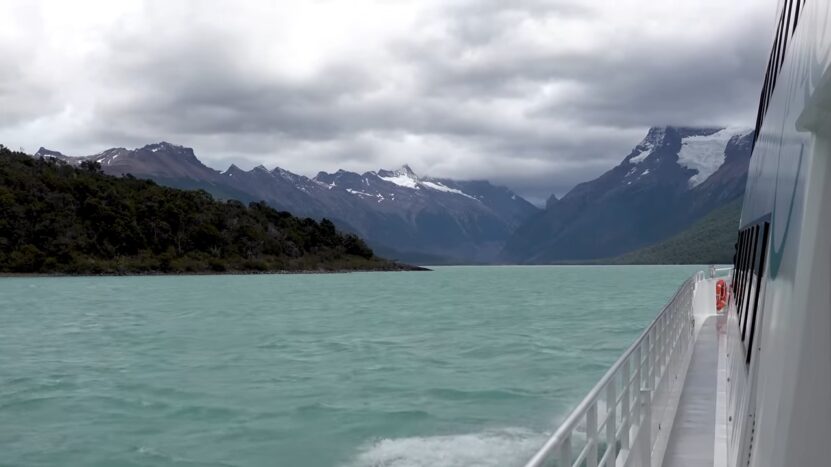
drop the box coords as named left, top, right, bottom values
left=731, top=1, right=831, bottom=466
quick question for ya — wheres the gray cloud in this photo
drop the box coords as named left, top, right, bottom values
left=0, top=0, right=778, bottom=203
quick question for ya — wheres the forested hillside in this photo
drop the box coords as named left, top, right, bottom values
left=609, top=198, right=741, bottom=265
left=0, top=146, right=416, bottom=274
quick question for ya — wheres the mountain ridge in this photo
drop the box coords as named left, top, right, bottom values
left=34, top=125, right=752, bottom=265
left=35, top=144, right=539, bottom=263
left=502, top=126, right=753, bottom=263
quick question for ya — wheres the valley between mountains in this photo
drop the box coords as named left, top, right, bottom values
left=36, top=126, right=753, bottom=265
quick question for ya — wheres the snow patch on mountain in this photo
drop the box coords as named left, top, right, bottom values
left=346, top=188, right=373, bottom=197
left=629, top=127, right=665, bottom=164
left=379, top=167, right=420, bottom=189
left=420, top=181, right=478, bottom=200
left=374, top=165, right=481, bottom=200
left=678, top=128, right=749, bottom=187
left=380, top=173, right=419, bottom=189
left=630, top=152, right=649, bottom=164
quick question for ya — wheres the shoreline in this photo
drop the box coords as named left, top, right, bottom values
left=0, top=265, right=430, bottom=278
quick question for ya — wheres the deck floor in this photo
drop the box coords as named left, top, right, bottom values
left=663, top=315, right=719, bottom=467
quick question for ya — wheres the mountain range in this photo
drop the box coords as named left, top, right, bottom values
left=35, top=144, right=538, bottom=263
left=35, top=125, right=753, bottom=264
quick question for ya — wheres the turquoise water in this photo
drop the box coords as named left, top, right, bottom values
left=0, top=265, right=701, bottom=467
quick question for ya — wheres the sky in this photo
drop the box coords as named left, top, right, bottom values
left=1, top=0, right=778, bottom=204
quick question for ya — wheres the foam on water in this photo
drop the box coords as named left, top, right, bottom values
left=346, top=427, right=548, bottom=467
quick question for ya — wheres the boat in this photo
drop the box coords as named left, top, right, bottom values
left=523, top=0, right=830, bottom=465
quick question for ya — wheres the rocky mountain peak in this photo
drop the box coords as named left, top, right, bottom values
left=400, top=164, right=415, bottom=176
left=223, top=164, right=243, bottom=174
left=272, top=166, right=295, bottom=178
left=545, top=194, right=559, bottom=209
left=140, top=142, right=196, bottom=159
left=625, top=127, right=667, bottom=165
left=622, top=127, right=752, bottom=187
left=34, top=147, right=67, bottom=159
left=377, top=165, right=419, bottom=189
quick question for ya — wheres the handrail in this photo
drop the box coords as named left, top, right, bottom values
left=711, top=266, right=734, bottom=279
left=524, top=273, right=700, bottom=467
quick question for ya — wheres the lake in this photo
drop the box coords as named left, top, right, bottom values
left=0, top=265, right=702, bottom=467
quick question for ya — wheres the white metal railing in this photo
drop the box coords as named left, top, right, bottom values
left=524, top=274, right=698, bottom=467
left=710, top=266, right=733, bottom=279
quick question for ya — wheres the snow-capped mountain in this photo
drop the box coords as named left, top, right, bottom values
left=503, top=126, right=754, bottom=263
left=32, top=126, right=751, bottom=264
left=312, top=165, right=526, bottom=216
left=311, top=165, right=539, bottom=262
left=241, top=163, right=538, bottom=262
left=32, top=142, right=538, bottom=263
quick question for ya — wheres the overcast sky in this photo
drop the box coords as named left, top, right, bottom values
left=1, top=0, right=778, bottom=203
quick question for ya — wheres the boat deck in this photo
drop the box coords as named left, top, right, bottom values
left=522, top=273, right=731, bottom=467
left=663, top=314, right=719, bottom=467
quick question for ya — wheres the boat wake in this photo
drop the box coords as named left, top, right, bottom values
left=344, top=427, right=547, bottom=467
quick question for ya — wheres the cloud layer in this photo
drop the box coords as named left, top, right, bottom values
left=0, top=0, right=777, bottom=203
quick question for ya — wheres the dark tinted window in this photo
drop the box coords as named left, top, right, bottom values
left=746, top=223, right=771, bottom=364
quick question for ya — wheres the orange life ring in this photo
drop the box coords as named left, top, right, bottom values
left=716, top=279, right=727, bottom=311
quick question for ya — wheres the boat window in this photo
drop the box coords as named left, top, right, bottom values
left=781, top=0, right=793, bottom=67
left=737, top=228, right=751, bottom=317
left=741, top=225, right=760, bottom=339
left=773, top=12, right=784, bottom=77
left=732, top=239, right=739, bottom=293
left=753, top=0, right=806, bottom=147
left=738, top=227, right=752, bottom=324
left=735, top=230, right=743, bottom=312
left=793, top=0, right=802, bottom=35
left=746, top=222, right=771, bottom=364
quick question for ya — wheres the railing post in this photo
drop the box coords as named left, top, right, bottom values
left=644, top=332, right=651, bottom=393
left=633, top=345, right=642, bottom=426
left=655, top=326, right=661, bottom=387
left=662, top=314, right=669, bottom=375
left=560, top=433, right=572, bottom=467
left=657, top=317, right=664, bottom=379
left=605, top=381, right=617, bottom=466
left=621, top=359, right=631, bottom=451
left=677, top=292, right=685, bottom=357
left=587, top=402, right=598, bottom=467
left=651, top=328, right=658, bottom=389
left=640, top=388, right=652, bottom=467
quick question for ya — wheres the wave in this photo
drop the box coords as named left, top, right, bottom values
left=295, top=402, right=433, bottom=421
left=425, top=387, right=538, bottom=402
left=344, top=427, right=548, bottom=467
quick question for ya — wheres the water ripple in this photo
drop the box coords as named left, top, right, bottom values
left=0, top=265, right=701, bottom=467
